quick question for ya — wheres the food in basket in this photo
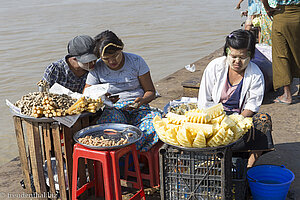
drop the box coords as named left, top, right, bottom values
left=153, top=103, right=253, bottom=148
left=78, top=135, right=128, bottom=147
left=14, top=92, right=103, bottom=118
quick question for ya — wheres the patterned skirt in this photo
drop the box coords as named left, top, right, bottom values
left=260, top=14, right=273, bottom=46
left=97, top=100, right=162, bottom=151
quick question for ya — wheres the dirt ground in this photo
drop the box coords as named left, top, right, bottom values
left=0, top=48, right=299, bottom=199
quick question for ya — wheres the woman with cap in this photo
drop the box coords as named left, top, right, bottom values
left=198, top=29, right=273, bottom=167
left=84, top=30, right=161, bottom=151
left=42, top=35, right=97, bottom=93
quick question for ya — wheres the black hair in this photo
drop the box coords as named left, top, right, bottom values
left=94, top=30, right=124, bottom=58
left=223, top=29, right=256, bottom=59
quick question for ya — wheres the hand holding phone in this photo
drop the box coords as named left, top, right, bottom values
left=106, top=93, right=120, bottom=103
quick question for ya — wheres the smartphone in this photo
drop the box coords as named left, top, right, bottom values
left=108, top=94, right=119, bottom=99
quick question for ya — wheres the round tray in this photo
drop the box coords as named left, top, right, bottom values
left=12, top=111, right=93, bottom=123
left=160, top=134, right=245, bottom=152
left=73, top=123, right=143, bottom=150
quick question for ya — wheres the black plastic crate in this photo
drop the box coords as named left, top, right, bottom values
left=232, top=157, right=248, bottom=200
left=159, top=144, right=233, bottom=200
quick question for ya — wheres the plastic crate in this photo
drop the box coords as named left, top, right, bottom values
left=232, top=157, right=248, bottom=200
left=159, top=144, right=233, bottom=200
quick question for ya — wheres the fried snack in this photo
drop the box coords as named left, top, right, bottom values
left=86, top=98, right=103, bottom=113
left=66, top=96, right=88, bottom=115
left=31, top=106, right=44, bottom=118
left=41, top=96, right=59, bottom=118
left=15, top=92, right=77, bottom=117
left=166, top=112, right=187, bottom=125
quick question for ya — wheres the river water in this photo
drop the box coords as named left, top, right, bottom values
left=0, top=0, right=245, bottom=165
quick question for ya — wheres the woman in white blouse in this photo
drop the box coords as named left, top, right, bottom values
left=198, top=29, right=267, bottom=167
left=198, top=29, right=264, bottom=118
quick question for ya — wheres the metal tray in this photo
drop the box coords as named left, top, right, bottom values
left=160, top=134, right=246, bottom=152
left=10, top=108, right=93, bottom=123
left=73, top=123, right=143, bottom=150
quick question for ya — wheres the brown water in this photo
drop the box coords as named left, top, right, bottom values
left=0, top=0, right=245, bottom=165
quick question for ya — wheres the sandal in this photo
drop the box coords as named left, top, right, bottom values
left=273, top=97, right=292, bottom=105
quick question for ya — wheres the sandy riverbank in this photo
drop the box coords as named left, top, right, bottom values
left=0, top=47, right=299, bottom=199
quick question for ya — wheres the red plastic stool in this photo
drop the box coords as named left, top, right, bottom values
left=72, top=143, right=114, bottom=200
left=110, top=143, right=146, bottom=200
left=124, top=141, right=163, bottom=187
left=124, top=150, right=155, bottom=187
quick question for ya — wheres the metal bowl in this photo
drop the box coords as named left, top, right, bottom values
left=73, top=123, right=143, bottom=150
left=160, top=133, right=246, bottom=152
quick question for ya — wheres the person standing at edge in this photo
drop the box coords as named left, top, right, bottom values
left=261, top=0, right=300, bottom=104
left=42, top=35, right=98, bottom=93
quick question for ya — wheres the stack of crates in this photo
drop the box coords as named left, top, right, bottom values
left=159, top=144, right=247, bottom=200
